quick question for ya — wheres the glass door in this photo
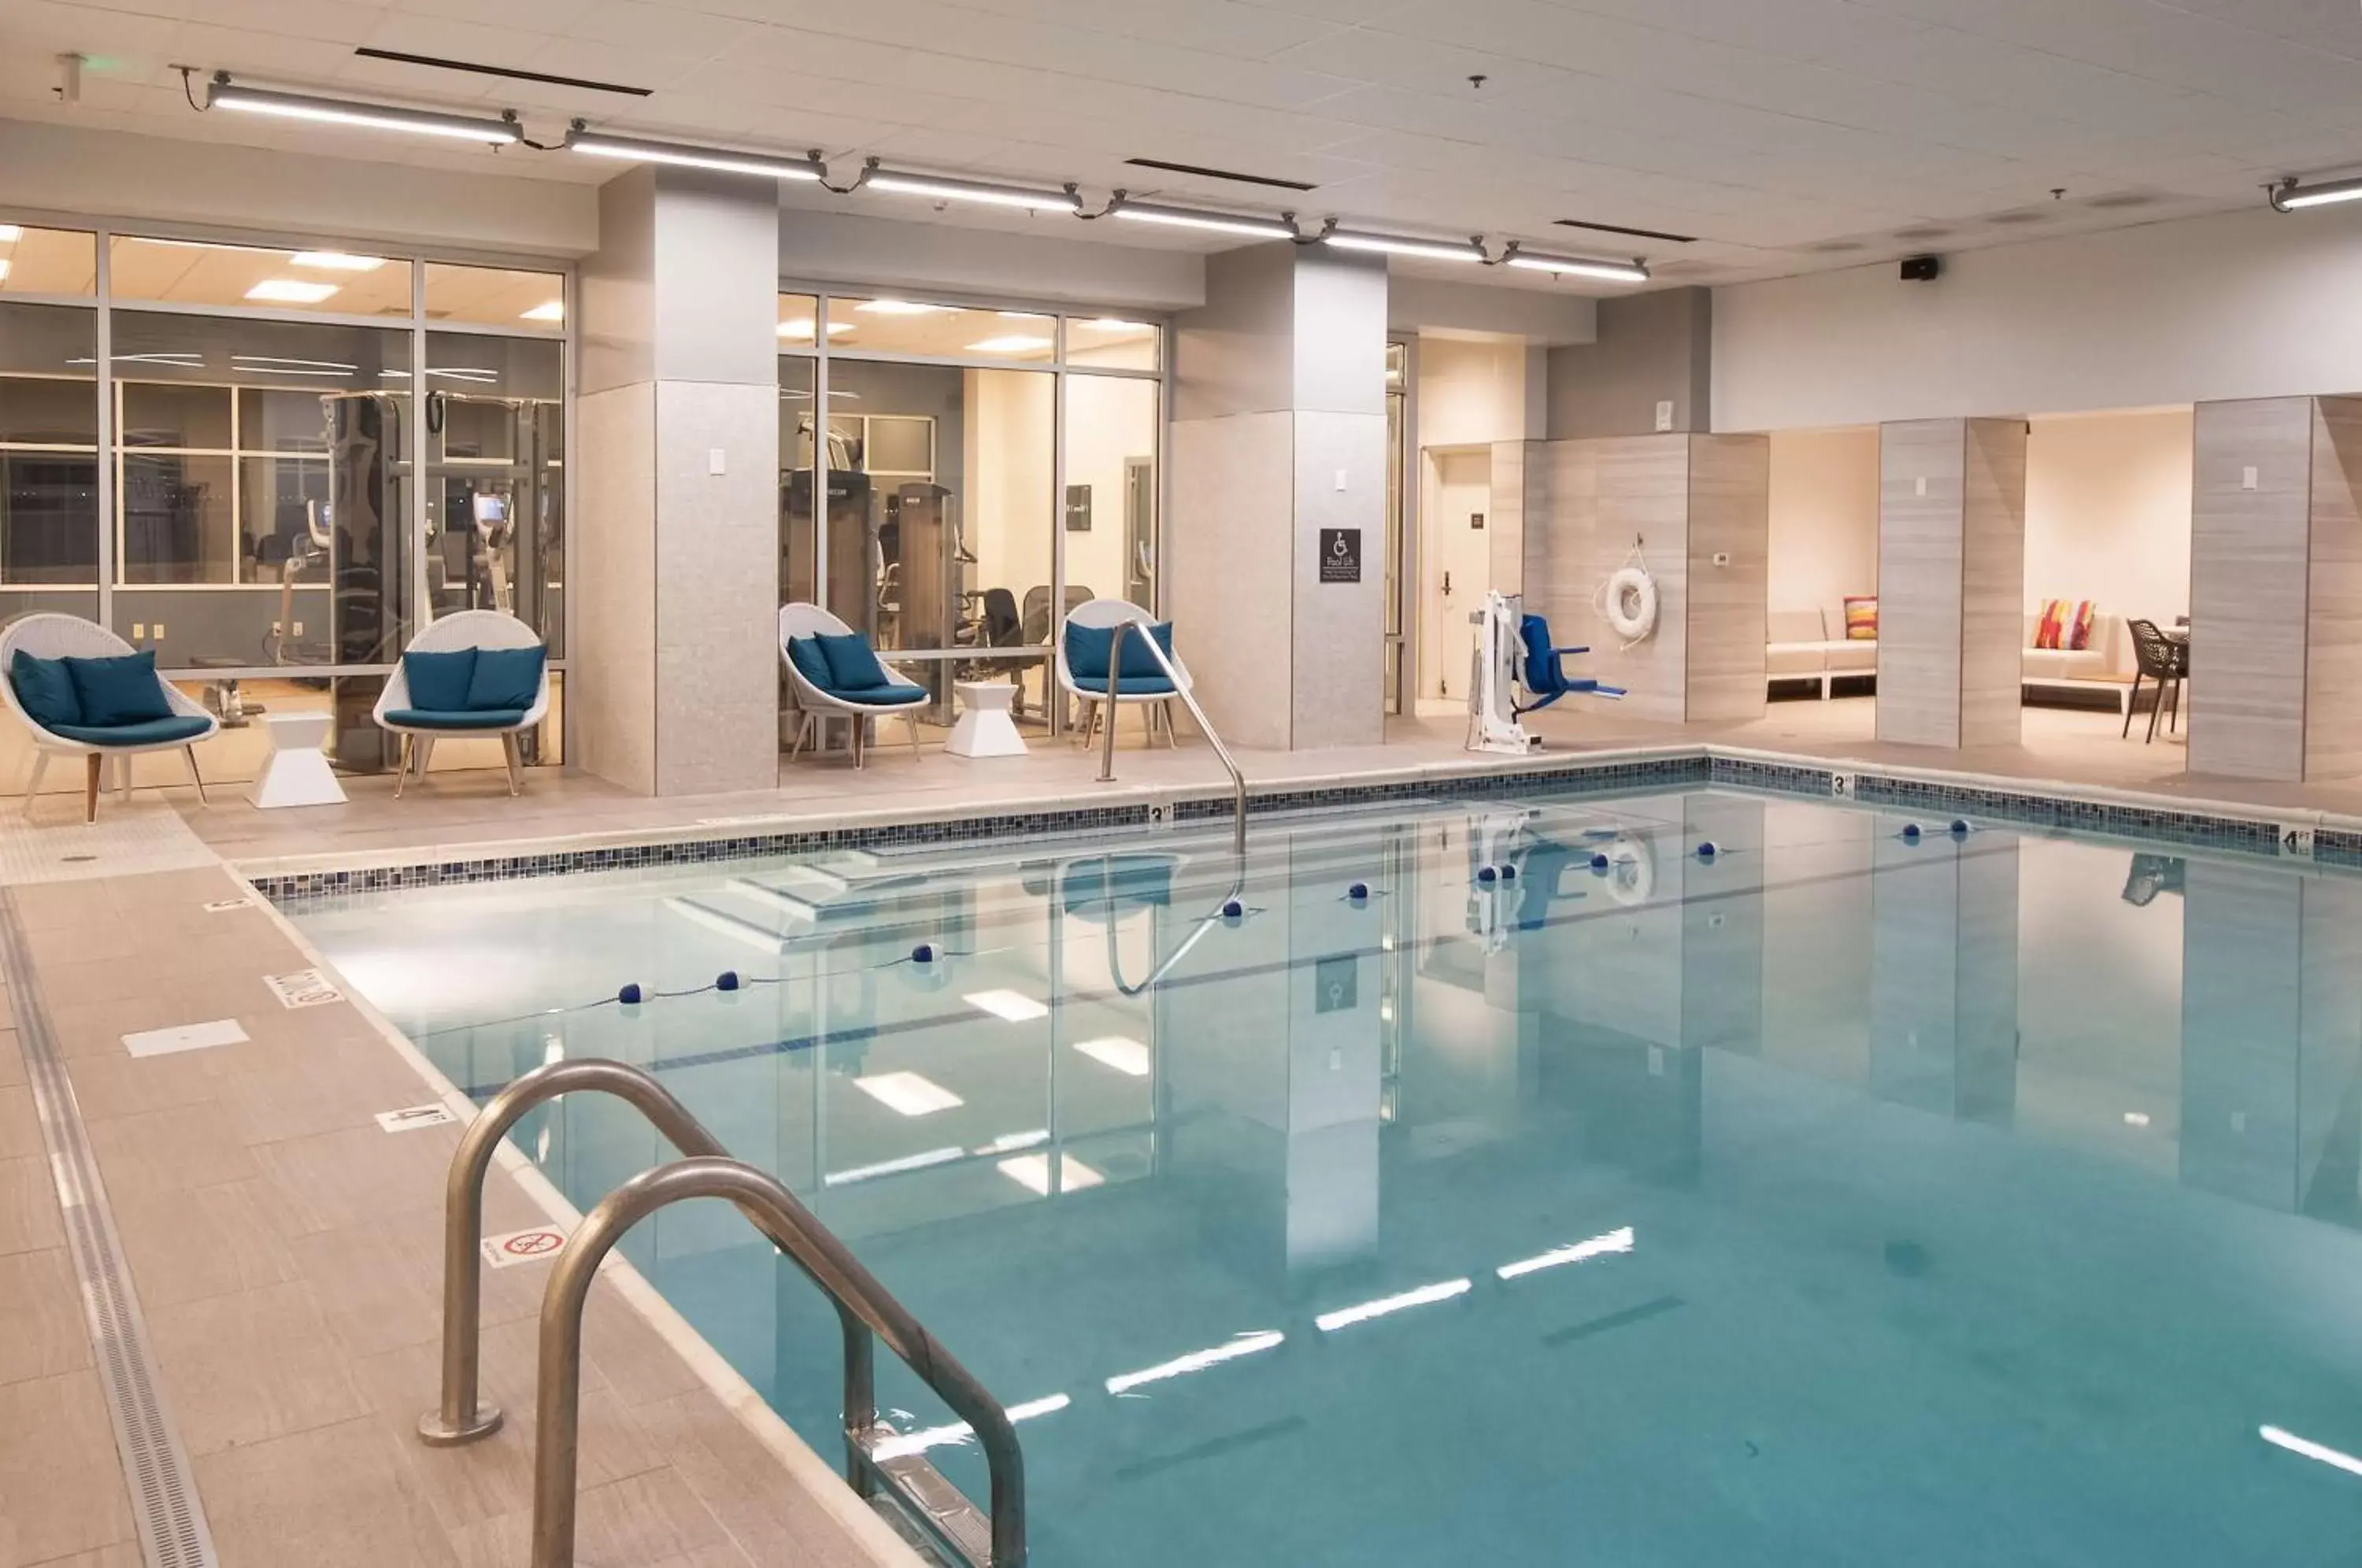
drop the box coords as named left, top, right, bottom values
left=1383, top=341, right=1409, bottom=716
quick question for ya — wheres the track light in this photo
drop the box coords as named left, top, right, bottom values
left=564, top=127, right=824, bottom=183
left=1112, top=200, right=1298, bottom=241
left=1501, top=246, right=1650, bottom=284
left=2271, top=175, right=2362, bottom=212
left=862, top=164, right=1080, bottom=213
left=1321, top=228, right=1487, bottom=264
left=206, top=75, right=518, bottom=144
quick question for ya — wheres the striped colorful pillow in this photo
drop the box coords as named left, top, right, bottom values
left=2035, top=599, right=2097, bottom=651
left=1842, top=596, right=1878, bottom=640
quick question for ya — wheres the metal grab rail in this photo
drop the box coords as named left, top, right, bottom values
left=1096, top=621, right=1247, bottom=855
left=417, top=1059, right=1026, bottom=1567
left=533, top=1157, right=1027, bottom=1568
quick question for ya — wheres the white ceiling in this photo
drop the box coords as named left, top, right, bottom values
left=6, top=0, right=2362, bottom=290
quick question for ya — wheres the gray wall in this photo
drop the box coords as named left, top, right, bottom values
left=1545, top=287, right=1712, bottom=440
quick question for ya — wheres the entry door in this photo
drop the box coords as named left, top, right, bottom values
left=1420, top=449, right=1493, bottom=704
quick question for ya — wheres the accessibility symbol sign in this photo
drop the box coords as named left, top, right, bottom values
left=1319, top=527, right=1361, bottom=584
left=483, top=1225, right=569, bottom=1268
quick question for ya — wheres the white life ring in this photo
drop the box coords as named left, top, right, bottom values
left=1603, top=836, right=1654, bottom=906
left=1604, top=566, right=1659, bottom=642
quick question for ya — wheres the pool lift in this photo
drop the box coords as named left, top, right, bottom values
left=1466, top=590, right=1623, bottom=756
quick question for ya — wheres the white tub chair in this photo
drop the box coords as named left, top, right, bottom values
left=373, top=609, right=550, bottom=797
left=0, top=613, right=216, bottom=823
left=1056, top=597, right=1188, bottom=748
left=779, top=604, right=928, bottom=768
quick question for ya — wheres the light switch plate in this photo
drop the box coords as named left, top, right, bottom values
left=1653, top=400, right=1673, bottom=432
left=708, top=447, right=727, bottom=475
left=2242, top=465, right=2259, bottom=491
left=1334, top=468, right=1347, bottom=491
left=1914, top=475, right=1928, bottom=497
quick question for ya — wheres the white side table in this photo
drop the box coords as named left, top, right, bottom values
left=248, top=711, right=347, bottom=808
left=946, top=680, right=1028, bottom=758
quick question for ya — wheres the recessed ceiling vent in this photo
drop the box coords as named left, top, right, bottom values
left=352, top=46, right=652, bottom=95
left=1122, top=157, right=1314, bottom=191
left=1552, top=216, right=1696, bottom=243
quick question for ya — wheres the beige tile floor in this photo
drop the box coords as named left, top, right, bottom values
left=0, top=691, right=2343, bottom=1568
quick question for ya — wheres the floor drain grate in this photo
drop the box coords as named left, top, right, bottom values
left=0, top=891, right=217, bottom=1568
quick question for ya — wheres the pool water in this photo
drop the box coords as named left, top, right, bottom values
left=293, top=786, right=2362, bottom=1566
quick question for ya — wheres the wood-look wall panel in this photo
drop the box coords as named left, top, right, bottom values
left=2189, top=397, right=2312, bottom=780
left=1488, top=440, right=1528, bottom=597
left=1960, top=418, right=2028, bottom=747
left=2306, top=398, right=2362, bottom=778
left=1584, top=435, right=1692, bottom=721
left=1686, top=434, right=1771, bottom=723
left=1876, top=419, right=1969, bottom=747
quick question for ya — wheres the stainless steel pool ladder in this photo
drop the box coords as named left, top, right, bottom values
left=1098, top=620, right=1248, bottom=856
left=418, top=1059, right=1027, bottom=1568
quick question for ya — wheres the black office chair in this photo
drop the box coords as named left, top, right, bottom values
left=2124, top=619, right=2186, bottom=744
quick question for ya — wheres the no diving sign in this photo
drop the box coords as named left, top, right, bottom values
left=483, top=1225, right=569, bottom=1269
left=1319, top=527, right=1361, bottom=584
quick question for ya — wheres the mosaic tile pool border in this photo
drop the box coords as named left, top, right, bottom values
left=248, top=748, right=2345, bottom=907
left=248, top=754, right=1712, bottom=905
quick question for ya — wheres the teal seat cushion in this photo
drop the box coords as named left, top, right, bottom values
left=49, top=715, right=209, bottom=747
left=1090, top=675, right=1178, bottom=697
left=386, top=707, right=528, bottom=730
left=465, top=644, right=545, bottom=712
left=9, top=651, right=81, bottom=730
left=836, top=682, right=927, bottom=707
left=62, top=651, right=173, bottom=726
left=1066, top=621, right=1173, bottom=682
left=403, top=648, right=477, bottom=712
left=785, top=636, right=835, bottom=692
left=814, top=632, right=891, bottom=690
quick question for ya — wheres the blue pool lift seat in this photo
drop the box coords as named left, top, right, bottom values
left=1516, top=614, right=1620, bottom=714
left=0, top=612, right=217, bottom=823
left=374, top=609, right=550, bottom=798
left=780, top=602, right=929, bottom=770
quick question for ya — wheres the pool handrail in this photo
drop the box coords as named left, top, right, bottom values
left=418, top=1058, right=1026, bottom=1568
left=1098, top=620, right=1247, bottom=856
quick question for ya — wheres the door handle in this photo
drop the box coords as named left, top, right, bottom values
left=1442, top=570, right=1453, bottom=597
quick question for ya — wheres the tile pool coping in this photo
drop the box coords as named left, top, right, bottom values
left=237, top=743, right=2362, bottom=906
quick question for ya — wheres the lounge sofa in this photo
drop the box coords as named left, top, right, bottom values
left=2021, top=611, right=2135, bottom=714
left=1767, top=608, right=1876, bottom=697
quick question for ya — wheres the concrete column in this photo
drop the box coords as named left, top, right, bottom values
left=573, top=167, right=779, bottom=796
left=1168, top=243, right=1387, bottom=750
left=1868, top=823, right=2019, bottom=1122
left=1876, top=417, right=2027, bottom=749
left=2188, top=396, right=2362, bottom=782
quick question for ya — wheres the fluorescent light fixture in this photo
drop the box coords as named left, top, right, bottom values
left=1074, top=1036, right=1150, bottom=1077
left=230, top=355, right=357, bottom=377
left=425, top=367, right=498, bottom=383
left=824, top=1147, right=965, bottom=1187
left=0, top=225, right=20, bottom=242
left=1080, top=318, right=1153, bottom=335
left=564, top=128, right=824, bottom=183
left=1496, top=1226, right=1635, bottom=1281
left=1323, top=230, right=1486, bottom=264
left=870, top=1393, right=1071, bottom=1463
left=864, top=167, right=1080, bottom=213
left=233, top=355, right=357, bottom=370
left=779, top=319, right=852, bottom=338
left=853, top=1071, right=964, bottom=1117
left=964, top=335, right=1053, bottom=353
left=289, top=251, right=384, bottom=272
left=1503, top=249, right=1650, bottom=284
left=1113, top=202, right=1298, bottom=242
left=208, top=78, right=520, bottom=145
left=0, top=260, right=9, bottom=283
left=2260, top=1425, right=2362, bottom=1477
left=964, top=989, right=1049, bottom=1023
left=1105, top=1331, right=1284, bottom=1394
left=2272, top=176, right=2362, bottom=212
left=855, top=299, right=944, bottom=316
left=245, top=279, right=341, bottom=304
left=74, top=352, right=202, bottom=368
left=997, top=1152, right=1103, bottom=1196
left=520, top=301, right=565, bottom=323
left=1314, top=1277, right=1472, bottom=1332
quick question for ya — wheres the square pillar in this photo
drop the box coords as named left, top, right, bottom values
left=2189, top=396, right=2362, bottom=782
left=1169, top=243, right=1387, bottom=750
left=573, top=166, right=780, bottom=796
left=1876, top=417, right=2026, bottom=749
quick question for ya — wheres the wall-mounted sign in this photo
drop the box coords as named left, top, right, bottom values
left=1319, top=527, right=1361, bottom=584
left=1064, top=483, right=1093, bottom=532
left=1470, top=512, right=1485, bottom=531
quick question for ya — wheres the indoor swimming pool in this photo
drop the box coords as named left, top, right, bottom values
left=290, top=785, right=2362, bottom=1566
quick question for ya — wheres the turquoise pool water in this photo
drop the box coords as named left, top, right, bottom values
left=294, top=786, right=2362, bottom=1566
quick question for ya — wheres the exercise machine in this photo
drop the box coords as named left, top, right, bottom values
left=1465, top=590, right=1623, bottom=754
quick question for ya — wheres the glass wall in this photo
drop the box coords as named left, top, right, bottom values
left=0, top=216, right=571, bottom=790
left=777, top=290, right=1163, bottom=734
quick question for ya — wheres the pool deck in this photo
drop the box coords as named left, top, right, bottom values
left=0, top=696, right=2355, bottom=1567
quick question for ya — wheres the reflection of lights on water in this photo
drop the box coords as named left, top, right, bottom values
left=2261, top=1425, right=2362, bottom=1478
left=998, top=1152, right=1102, bottom=1196
left=823, top=1148, right=964, bottom=1187
left=976, top=1129, right=1049, bottom=1155
left=1315, top=1278, right=1471, bottom=1333
left=964, top=989, right=1050, bottom=1023
left=1105, top=1331, right=1284, bottom=1394
left=870, top=1392, right=1071, bottom=1462
left=853, top=1071, right=964, bottom=1117
left=2123, top=1111, right=2150, bottom=1128
left=542, top=1034, right=564, bottom=1066
left=1495, top=1226, right=1635, bottom=1281
left=1074, top=1036, right=1150, bottom=1077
